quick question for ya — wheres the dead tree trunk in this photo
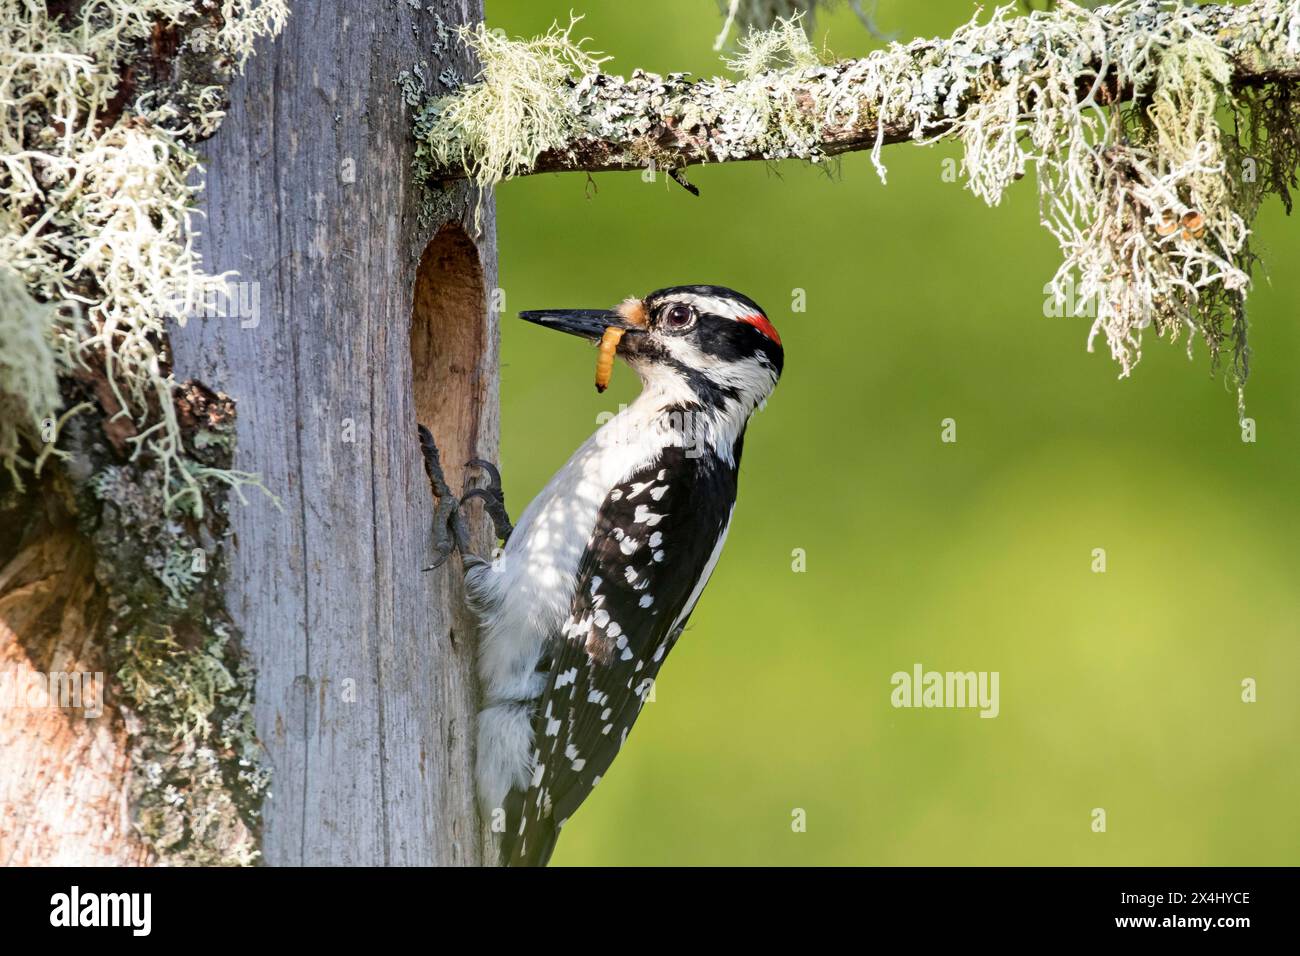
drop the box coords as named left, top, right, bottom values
left=169, top=1, right=497, bottom=865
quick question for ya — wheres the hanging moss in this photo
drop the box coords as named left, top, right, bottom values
left=0, top=0, right=286, bottom=503
left=411, top=15, right=610, bottom=223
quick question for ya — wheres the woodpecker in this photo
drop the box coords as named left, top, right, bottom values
left=420, top=285, right=783, bottom=866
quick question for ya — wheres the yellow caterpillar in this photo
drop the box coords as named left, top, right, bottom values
left=594, top=297, right=648, bottom=393
left=595, top=327, right=624, bottom=393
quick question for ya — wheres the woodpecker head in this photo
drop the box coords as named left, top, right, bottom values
left=520, top=285, right=783, bottom=414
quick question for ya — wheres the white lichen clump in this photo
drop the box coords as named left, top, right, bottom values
left=419, top=17, right=610, bottom=193
left=722, top=9, right=824, bottom=74
left=421, top=1, right=1300, bottom=401
left=0, top=0, right=287, bottom=508
left=849, top=0, right=1295, bottom=396
left=722, top=13, right=830, bottom=162
left=713, top=0, right=889, bottom=52
left=0, top=266, right=77, bottom=486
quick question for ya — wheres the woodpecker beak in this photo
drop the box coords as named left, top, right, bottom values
left=519, top=308, right=645, bottom=343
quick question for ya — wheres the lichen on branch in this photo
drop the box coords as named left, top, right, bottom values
left=414, top=17, right=611, bottom=196
left=417, top=0, right=1300, bottom=401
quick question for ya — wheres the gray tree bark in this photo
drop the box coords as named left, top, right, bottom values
left=171, top=0, right=497, bottom=865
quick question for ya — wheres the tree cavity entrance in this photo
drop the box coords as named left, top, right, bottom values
left=411, top=225, right=487, bottom=481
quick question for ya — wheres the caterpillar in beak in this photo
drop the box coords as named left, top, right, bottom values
left=594, top=297, right=647, bottom=393
left=594, top=328, right=623, bottom=393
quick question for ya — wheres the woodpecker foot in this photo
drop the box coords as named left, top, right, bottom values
left=462, top=458, right=514, bottom=543
left=419, top=425, right=471, bottom=571
left=418, top=425, right=513, bottom=572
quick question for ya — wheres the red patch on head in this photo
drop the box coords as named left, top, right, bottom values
left=739, top=313, right=782, bottom=346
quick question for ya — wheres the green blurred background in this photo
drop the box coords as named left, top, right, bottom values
left=487, top=0, right=1300, bottom=865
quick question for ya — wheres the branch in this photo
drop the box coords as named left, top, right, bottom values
left=422, top=1, right=1299, bottom=182
left=416, top=1, right=1300, bottom=407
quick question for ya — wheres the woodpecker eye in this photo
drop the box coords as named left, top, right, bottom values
left=663, top=304, right=694, bottom=330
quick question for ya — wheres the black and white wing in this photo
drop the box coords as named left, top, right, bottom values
left=503, top=444, right=739, bottom=866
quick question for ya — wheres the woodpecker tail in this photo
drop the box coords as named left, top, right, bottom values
left=500, top=789, right=560, bottom=867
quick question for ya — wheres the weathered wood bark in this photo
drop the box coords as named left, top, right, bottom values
left=170, top=1, right=497, bottom=865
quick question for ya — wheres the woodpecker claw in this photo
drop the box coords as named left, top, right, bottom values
left=466, top=457, right=502, bottom=487
left=418, top=425, right=472, bottom=571
left=418, top=427, right=514, bottom=571
left=461, top=490, right=514, bottom=544
left=464, top=458, right=513, bottom=543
